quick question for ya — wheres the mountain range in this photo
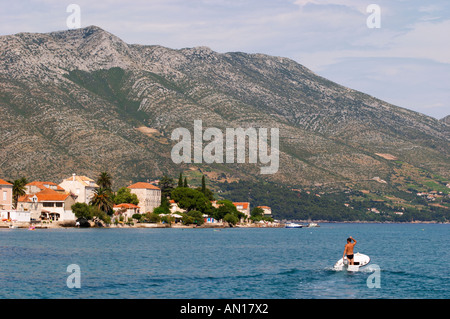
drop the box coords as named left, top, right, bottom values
left=0, top=25, right=448, bottom=199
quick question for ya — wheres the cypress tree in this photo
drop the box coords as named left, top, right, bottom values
left=201, top=175, right=206, bottom=194
left=178, top=172, right=183, bottom=188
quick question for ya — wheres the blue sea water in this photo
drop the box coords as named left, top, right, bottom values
left=0, top=223, right=449, bottom=299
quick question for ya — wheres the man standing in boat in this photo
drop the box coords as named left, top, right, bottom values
left=343, top=236, right=357, bottom=265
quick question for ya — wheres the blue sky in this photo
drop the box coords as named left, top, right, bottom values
left=1, top=0, right=449, bottom=119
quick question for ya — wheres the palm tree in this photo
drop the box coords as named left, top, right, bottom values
left=90, top=187, right=114, bottom=215
left=9, top=177, right=28, bottom=209
left=96, top=172, right=112, bottom=191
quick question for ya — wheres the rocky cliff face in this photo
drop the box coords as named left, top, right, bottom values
left=441, top=115, right=450, bottom=126
left=0, top=26, right=448, bottom=190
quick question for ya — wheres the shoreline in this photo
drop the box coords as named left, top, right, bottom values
left=290, top=219, right=450, bottom=224
left=0, top=221, right=283, bottom=229
left=1, top=220, right=448, bottom=230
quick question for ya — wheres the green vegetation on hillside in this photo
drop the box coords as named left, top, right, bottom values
left=218, top=180, right=450, bottom=223
left=65, top=68, right=149, bottom=126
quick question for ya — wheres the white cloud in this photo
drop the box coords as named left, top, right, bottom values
left=387, top=19, right=450, bottom=64
left=293, top=0, right=367, bottom=13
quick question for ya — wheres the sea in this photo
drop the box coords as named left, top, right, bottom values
left=0, top=223, right=449, bottom=299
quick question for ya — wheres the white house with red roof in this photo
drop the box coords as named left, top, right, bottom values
left=127, top=182, right=161, bottom=214
left=233, top=202, right=251, bottom=218
left=18, top=188, right=76, bottom=221
left=257, top=206, right=272, bottom=217
left=59, top=174, right=99, bottom=204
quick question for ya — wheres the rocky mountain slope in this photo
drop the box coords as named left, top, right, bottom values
left=441, top=115, right=450, bottom=125
left=0, top=26, right=448, bottom=193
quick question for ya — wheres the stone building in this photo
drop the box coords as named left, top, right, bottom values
left=127, top=182, right=161, bottom=214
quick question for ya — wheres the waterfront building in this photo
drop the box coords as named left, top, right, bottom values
left=0, top=210, right=30, bottom=222
left=59, top=174, right=99, bottom=204
left=113, top=203, right=140, bottom=222
left=18, top=188, right=76, bottom=221
left=0, top=178, right=13, bottom=210
left=233, top=202, right=251, bottom=218
left=127, top=182, right=161, bottom=214
left=257, top=205, right=272, bottom=217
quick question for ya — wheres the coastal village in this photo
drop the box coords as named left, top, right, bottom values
left=0, top=174, right=279, bottom=229
left=1, top=172, right=448, bottom=228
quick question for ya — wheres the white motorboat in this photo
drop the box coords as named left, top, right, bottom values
left=333, top=252, right=370, bottom=272
left=285, top=223, right=303, bottom=228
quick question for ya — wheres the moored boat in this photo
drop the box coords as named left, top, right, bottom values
left=285, top=222, right=303, bottom=228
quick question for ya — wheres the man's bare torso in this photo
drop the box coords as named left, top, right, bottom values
left=345, top=243, right=355, bottom=256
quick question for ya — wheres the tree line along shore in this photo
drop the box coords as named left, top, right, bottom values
left=2, top=171, right=449, bottom=228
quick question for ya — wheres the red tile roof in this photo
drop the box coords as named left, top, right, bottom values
left=233, top=202, right=249, bottom=209
left=0, top=178, right=12, bottom=186
left=26, top=181, right=64, bottom=191
left=127, top=182, right=160, bottom=190
left=18, top=188, right=70, bottom=202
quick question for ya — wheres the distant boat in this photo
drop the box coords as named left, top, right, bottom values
left=285, top=223, right=303, bottom=228
left=307, top=223, right=319, bottom=227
